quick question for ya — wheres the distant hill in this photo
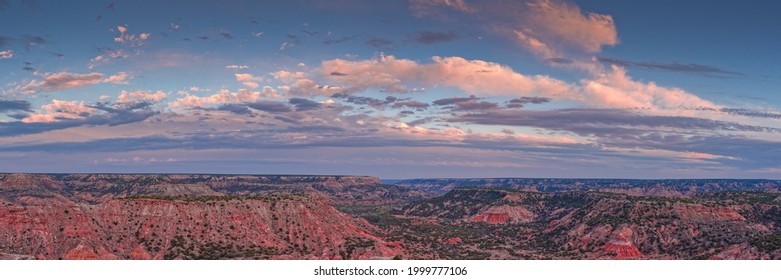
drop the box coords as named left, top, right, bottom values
left=388, top=178, right=781, bottom=196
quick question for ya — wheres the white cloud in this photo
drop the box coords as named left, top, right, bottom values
left=280, top=42, right=294, bottom=51
left=0, top=50, right=13, bottom=59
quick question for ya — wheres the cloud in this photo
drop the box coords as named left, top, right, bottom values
left=392, top=100, right=430, bottom=109
left=22, top=100, right=97, bottom=123
left=332, top=94, right=396, bottom=108
left=581, top=66, right=717, bottom=109
left=2, top=100, right=157, bottom=136
left=288, top=98, right=322, bottom=111
left=218, top=101, right=292, bottom=114
left=410, top=30, right=459, bottom=44
left=597, top=57, right=743, bottom=77
left=273, top=54, right=722, bottom=113
left=517, top=0, right=617, bottom=54
left=21, top=35, right=48, bottom=50
left=103, top=72, right=131, bottom=84
left=448, top=108, right=779, bottom=136
left=0, top=100, right=32, bottom=113
left=114, top=25, right=150, bottom=46
left=88, top=49, right=128, bottom=69
left=718, top=108, right=781, bottom=119
left=301, top=30, right=318, bottom=36
left=412, top=0, right=618, bottom=58
left=226, top=65, right=250, bottom=69
left=321, top=55, right=572, bottom=96
left=507, top=96, right=551, bottom=108
left=247, top=101, right=293, bottom=113
left=0, top=49, right=12, bottom=59
left=118, top=90, right=167, bottom=103
left=280, top=42, right=294, bottom=51
left=432, top=95, right=497, bottom=111
left=234, top=73, right=263, bottom=89
left=323, top=34, right=360, bottom=45
left=273, top=70, right=344, bottom=96
left=170, top=88, right=280, bottom=108
left=365, top=38, right=394, bottom=50
left=219, top=32, right=234, bottom=40
left=432, top=95, right=479, bottom=105
left=451, top=100, right=498, bottom=111
left=21, top=71, right=130, bottom=94
left=410, top=0, right=474, bottom=16
left=439, top=106, right=781, bottom=168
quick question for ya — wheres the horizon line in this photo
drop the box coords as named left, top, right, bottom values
left=1, top=172, right=779, bottom=181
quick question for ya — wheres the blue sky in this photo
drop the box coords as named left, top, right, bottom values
left=1, top=0, right=780, bottom=178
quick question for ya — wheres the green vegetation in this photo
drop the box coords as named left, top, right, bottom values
left=338, top=237, right=376, bottom=260
left=750, top=233, right=781, bottom=252
left=163, top=235, right=278, bottom=260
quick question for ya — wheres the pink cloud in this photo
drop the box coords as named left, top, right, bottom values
left=581, top=66, right=718, bottom=109
left=114, top=25, right=150, bottom=46
left=412, top=0, right=618, bottom=58
left=88, top=50, right=128, bottom=69
left=272, top=70, right=345, bottom=96
left=514, top=30, right=557, bottom=59
left=170, top=88, right=281, bottom=108
left=22, top=100, right=97, bottom=123
left=104, top=72, right=131, bottom=84
left=118, top=90, right=167, bottom=103
left=321, top=55, right=573, bottom=97
left=319, top=55, right=718, bottom=110
left=605, top=147, right=736, bottom=161
left=519, top=0, right=618, bottom=54
left=21, top=71, right=131, bottom=94
left=234, top=73, right=263, bottom=89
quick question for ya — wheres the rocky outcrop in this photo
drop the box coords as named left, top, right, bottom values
left=708, top=243, right=763, bottom=260
left=603, top=226, right=643, bottom=259
left=470, top=205, right=535, bottom=224
left=0, top=195, right=402, bottom=260
left=674, top=204, right=745, bottom=222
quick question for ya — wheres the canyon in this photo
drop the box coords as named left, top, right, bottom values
left=2, top=173, right=781, bottom=259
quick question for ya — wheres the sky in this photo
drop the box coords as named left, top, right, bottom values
left=1, top=0, right=780, bottom=179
